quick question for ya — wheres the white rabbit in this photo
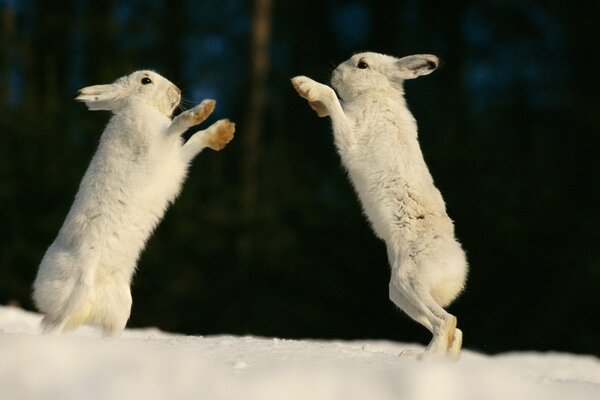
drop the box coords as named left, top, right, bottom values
left=292, top=52, right=468, bottom=360
left=33, top=70, right=235, bottom=335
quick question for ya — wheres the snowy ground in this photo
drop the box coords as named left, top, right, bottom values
left=1, top=305, right=598, bottom=400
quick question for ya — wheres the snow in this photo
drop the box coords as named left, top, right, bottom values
left=1, top=305, right=598, bottom=400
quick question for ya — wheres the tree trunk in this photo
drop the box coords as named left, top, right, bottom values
left=238, top=0, right=273, bottom=264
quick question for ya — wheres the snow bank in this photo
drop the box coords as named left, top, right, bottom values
left=1, top=305, right=598, bottom=400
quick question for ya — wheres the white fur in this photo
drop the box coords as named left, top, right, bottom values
left=33, top=70, right=235, bottom=335
left=292, top=52, right=468, bottom=360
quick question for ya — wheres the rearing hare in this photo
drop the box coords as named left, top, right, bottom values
left=292, top=53, right=468, bottom=360
left=33, top=70, right=235, bottom=335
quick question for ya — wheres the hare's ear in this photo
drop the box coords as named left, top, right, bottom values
left=74, top=84, right=122, bottom=111
left=394, top=54, right=441, bottom=80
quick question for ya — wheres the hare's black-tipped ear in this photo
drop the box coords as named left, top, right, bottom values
left=74, top=84, right=120, bottom=111
left=395, top=54, right=441, bottom=80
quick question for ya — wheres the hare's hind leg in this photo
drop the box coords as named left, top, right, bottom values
left=389, top=284, right=432, bottom=357
left=182, top=119, right=235, bottom=161
left=389, top=282, right=434, bottom=333
left=167, top=99, right=216, bottom=136
left=390, top=266, right=459, bottom=360
left=92, top=281, right=132, bottom=337
left=389, top=281, right=458, bottom=360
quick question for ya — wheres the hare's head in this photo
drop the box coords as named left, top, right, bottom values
left=75, top=70, right=181, bottom=116
left=331, top=52, right=440, bottom=101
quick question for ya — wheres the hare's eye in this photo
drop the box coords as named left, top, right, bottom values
left=357, top=60, right=369, bottom=69
left=141, top=77, right=152, bottom=85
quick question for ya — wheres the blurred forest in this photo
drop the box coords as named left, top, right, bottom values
left=1, top=0, right=598, bottom=355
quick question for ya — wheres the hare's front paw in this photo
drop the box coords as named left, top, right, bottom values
left=291, top=76, right=334, bottom=117
left=207, top=119, right=235, bottom=151
left=291, top=76, right=328, bottom=102
left=186, top=99, right=216, bottom=125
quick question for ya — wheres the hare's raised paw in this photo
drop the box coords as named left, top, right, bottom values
left=291, top=76, right=333, bottom=117
left=291, top=76, right=323, bottom=102
left=168, top=99, right=216, bottom=136
left=186, top=99, right=216, bottom=125
left=207, top=119, right=235, bottom=151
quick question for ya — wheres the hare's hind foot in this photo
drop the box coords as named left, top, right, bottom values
left=40, top=314, right=67, bottom=335
left=441, top=316, right=462, bottom=360
left=420, top=314, right=461, bottom=361
left=444, top=314, right=458, bottom=349
left=448, top=328, right=462, bottom=360
left=398, top=348, right=423, bottom=359
left=206, top=119, right=235, bottom=151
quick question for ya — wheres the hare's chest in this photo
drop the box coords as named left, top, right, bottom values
left=342, top=124, right=400, bottom=175
left=98, top=129, right=184, bottom=192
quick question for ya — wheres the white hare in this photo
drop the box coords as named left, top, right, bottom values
left=292, top=52, right=468, bottom=360
left=33, top=70, right=235, bottom=335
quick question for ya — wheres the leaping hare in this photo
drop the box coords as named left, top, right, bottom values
left=33, top=70, right=235, bottom=335
left=292, top=53, right=468, bottom=360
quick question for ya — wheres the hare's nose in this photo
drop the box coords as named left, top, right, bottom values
left=168, top=86, right=181, bottom=97
left=167, top=86, right=181, bottom=105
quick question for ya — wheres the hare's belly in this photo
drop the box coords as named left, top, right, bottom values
left=347, top=173, right=395, bottom=240
left=97, top=191, right=173, bottom=271
left=358, top=191, right=396, bottom=240
left=94, top=155, right=187, bottom=275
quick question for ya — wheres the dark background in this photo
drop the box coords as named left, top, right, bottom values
left=1, top=0, right=598, bottom=355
